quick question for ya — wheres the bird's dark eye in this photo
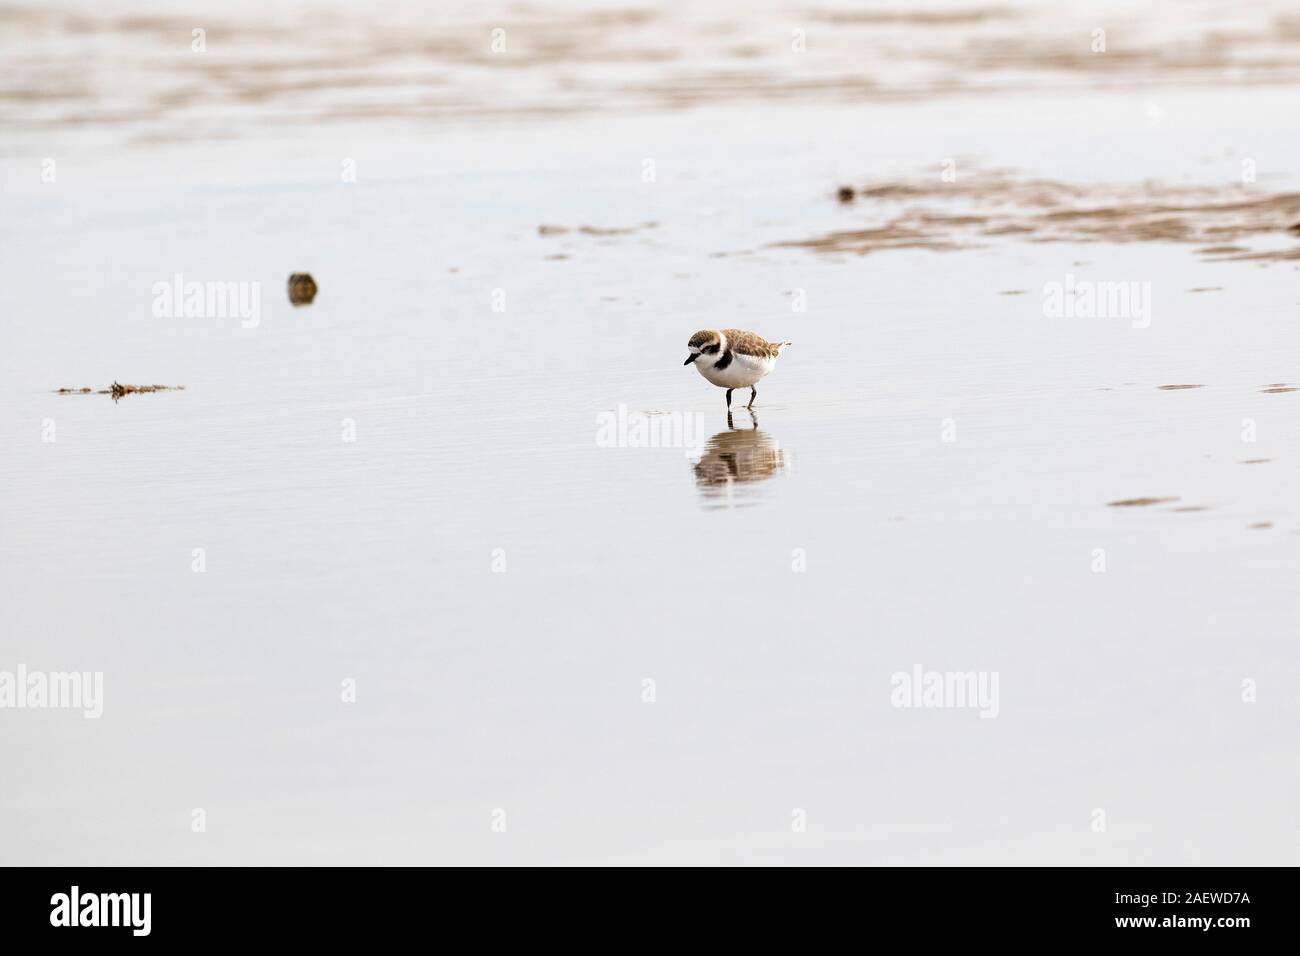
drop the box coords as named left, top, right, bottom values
left=703, top=344, right=720, bottom=355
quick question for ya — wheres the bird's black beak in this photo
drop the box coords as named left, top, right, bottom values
left=684, top=354, right=697, bottom=366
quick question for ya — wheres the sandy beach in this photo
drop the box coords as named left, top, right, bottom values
left=1, top=0, right=1298, bottom=865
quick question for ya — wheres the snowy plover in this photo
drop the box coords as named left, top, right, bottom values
left=683, top=329, right=791, bottom=409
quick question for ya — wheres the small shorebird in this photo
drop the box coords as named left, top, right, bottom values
left=683, top=329, right=791, bottom=409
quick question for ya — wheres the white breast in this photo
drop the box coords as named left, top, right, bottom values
left=696, top=351, right=776, bottom=388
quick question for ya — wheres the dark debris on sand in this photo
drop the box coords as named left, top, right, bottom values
left=288, top=273, right=318, bottom=305
left=55, top=382, right=185, bottom=401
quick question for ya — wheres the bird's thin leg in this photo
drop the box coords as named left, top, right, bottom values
left=747, top=387, right=757, bottom=410
left=725, top=388, right=733, bottom=409
left=726, top=411, right=735, bottom=430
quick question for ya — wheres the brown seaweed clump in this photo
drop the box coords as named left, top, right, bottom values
left=55, top=382, right=185, bottom=401
left=108, top=382, right=182, bottom=399
left=288, top=273, right=318, bottom=305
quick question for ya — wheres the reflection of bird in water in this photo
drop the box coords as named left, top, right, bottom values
left=693, top=412, right=788, bottom=503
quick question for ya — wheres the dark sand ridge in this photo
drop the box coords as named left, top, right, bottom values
left=773, top=171, right=1300, bottom=262
left=7, top=2, right=1300, bottom=144
left=538, top=222, right=658, bottom=237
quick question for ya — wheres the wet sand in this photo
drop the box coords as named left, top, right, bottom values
left=1, top=0, right=1298, bottom=866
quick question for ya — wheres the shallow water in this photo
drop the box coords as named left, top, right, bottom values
left=2, top=0, right=1299, bottom=865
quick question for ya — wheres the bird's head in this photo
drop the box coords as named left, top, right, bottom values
left=684, top=329, right=724, bottom=366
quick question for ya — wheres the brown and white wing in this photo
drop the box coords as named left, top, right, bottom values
left=722, top=329, right=782, bottom=359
